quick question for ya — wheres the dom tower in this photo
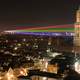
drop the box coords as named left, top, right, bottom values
left=74, top=7, right=80, bottom=46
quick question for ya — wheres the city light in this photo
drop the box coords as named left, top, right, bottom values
left=75, top=60, right=80, bottom=74
left=14, top=47, right=18, bottom=50
left=17, top=43, right=21, bottom=47
left=52, top=52, right=62, bottom=57
left=22, top=38, right=26, bottom=42
left=19, top=68, right=28, bottom=76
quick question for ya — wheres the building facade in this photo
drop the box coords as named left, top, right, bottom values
left=74, top=7, right=80, bottom=46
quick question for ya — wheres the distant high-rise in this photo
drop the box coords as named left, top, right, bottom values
left=74, top=7, right=80, bottom=46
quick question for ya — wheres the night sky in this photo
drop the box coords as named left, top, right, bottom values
left=0, top=0, right=80, bottom=31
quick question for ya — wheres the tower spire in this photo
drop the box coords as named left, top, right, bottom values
left=74, top=6, right=80, bottom=47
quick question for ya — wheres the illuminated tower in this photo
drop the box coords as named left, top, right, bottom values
left=74, top=7, right=80, bottom=46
